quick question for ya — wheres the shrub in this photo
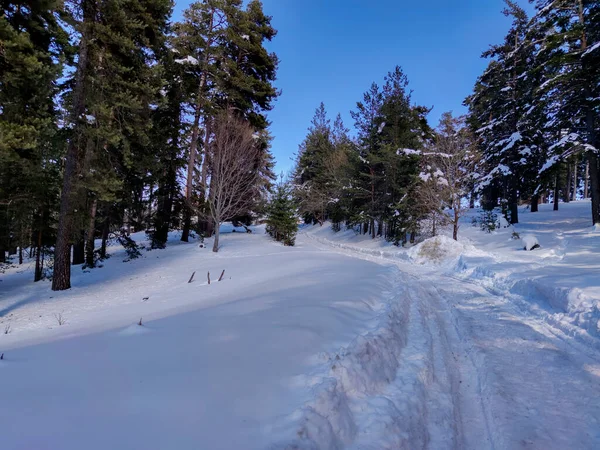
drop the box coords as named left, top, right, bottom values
left=477, top=209, right=499, bottom=233
left=118, top=234, right=142, bottom=261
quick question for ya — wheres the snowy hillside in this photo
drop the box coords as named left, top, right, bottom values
left=1, top=203, right=600, bottom=449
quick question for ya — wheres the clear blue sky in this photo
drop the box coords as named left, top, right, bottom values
left=174, top=0, right=534, bottom=174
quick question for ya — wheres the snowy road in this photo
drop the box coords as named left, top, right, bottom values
left=306, top=229, right=600, bottom=450
left=1, top=224, right=600, bottom=449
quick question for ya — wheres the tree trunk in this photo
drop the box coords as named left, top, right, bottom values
left=370, top=218, right=375, bottom=239
left=578, top=0, right=599, bottom=225
left=182, top=10, right=215, bottom=242
left=531, top=194, right=539, bottom=213
left=509, top=186, right=519, bottom=224
left=453, top=208, right=459, bottom=241
left=212, top=222, right=220, bottom=252
left=34, top=228, right=43, bottom=282
left=554, top=173, right=560, bottom=211
left=0, top=243, right=5, bottom=263
left=52, top=0, right=94, bottom=291
left=100, top=214, right=109, bottom=259
left=181, top=103, right=202, bottom=243
left=572, top=157, right=578, bottom=202
left=564, top=162, right=572, bottom=203
left=469, top=192, right=475, bottom=209
left=585, top=160, right=590, bottom=199
left=85, top=198, right=97, bottom=267
left=197, top=115, right=213, bottom=235
left=153, top=181, right=171, bottom=248
left=72, top=232, right=85, bottom=265
left=18, top=246, right=23, bottom=265
left=589, top=152, right=600, bottom=225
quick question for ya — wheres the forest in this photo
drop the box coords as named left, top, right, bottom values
left=293, top=0, right=600, bottom=246
left=0, top=0, right=279, bottom=290
left=1, top=0, right=599, bottom=291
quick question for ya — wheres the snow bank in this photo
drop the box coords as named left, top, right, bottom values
left=271, top=268, right=410, bottom=449
left=455, top=202, right=600, bottom=351
left=305, top=223, right=411, bottom=263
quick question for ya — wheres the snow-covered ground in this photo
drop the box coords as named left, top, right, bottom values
left=1, top=202, right=599, bottom=449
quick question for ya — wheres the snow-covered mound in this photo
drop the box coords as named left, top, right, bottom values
left=408, top=235, right=470, bottom=265
left=521, top=233, right=540, bottom=251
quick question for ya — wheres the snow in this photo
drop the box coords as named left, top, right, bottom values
left=521, top=233, right=540, bottom=251
left=540, top=154, right=560, bottom=173
left=500, top=132, right=522, bottom=151
left=419, top=171, right=431, bottom=182
left=583, top=41, right=600, bottom=57
left=174, top=55, right=199, bottom=65
left=2, top=203, right=600, bottom=449
left=0, top=227, right=403, bottom=449
left=397, top=148, right=421, bottom=156
left=377, top=121, right=386, bottom=134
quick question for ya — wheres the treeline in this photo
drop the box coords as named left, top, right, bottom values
left=0, top=0, right=278, bottom=290
left=293, top=68, right=478, bottom=245
left=293, top=0, right=600, bottom=245
left=466, top=0, right=600, bottom=225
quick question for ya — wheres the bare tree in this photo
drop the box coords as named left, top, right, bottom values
left=420, top=113, right=479, bottom=241
left=207, top=111, right=262, bottom=252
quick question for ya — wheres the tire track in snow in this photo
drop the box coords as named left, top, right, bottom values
left=300, top=230, right=495, bottom=449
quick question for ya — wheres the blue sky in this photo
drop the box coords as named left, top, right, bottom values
left=174, top=0, right=534, bottom=174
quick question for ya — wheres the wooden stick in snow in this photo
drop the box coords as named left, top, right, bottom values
left=218, top=270, right=225, bottom=282
left=188, top=271, right=196, bottom=283
left=207, top=272, right=211, bottom=285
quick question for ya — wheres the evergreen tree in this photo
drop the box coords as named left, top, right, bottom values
left=294, top=103, right=335, bottom=224
left=266, top=178, right=297, bottom=246
left=530, top=0, right=600, bottom=225
left=174, top=0, right=278, bottom=240
left=466, top=1, right=537, bottom=224
left=52, top=0, right=171, bottom=290
left=0, top=0, right=69, bottom=273
left=148, top=45, right=186, bottom=249
left=350, top=67, right=430, bottom=241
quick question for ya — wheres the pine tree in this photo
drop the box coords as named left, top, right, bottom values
left=350, top=67, right=430, bottom=242
left=148, top=44, right=186, bottom=249
left=466, top=1, right=537, bottom=224
left=266, top=178, right=297, bottom=246
left=174, top=0, right=278, bottom=240
left=293, top=103, right=334, bottom=224
left=0, top=0, right=69, bottom=272
left=530, top=0, right=600, bottom=225
left=52, top=0, right=171, bottom=290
